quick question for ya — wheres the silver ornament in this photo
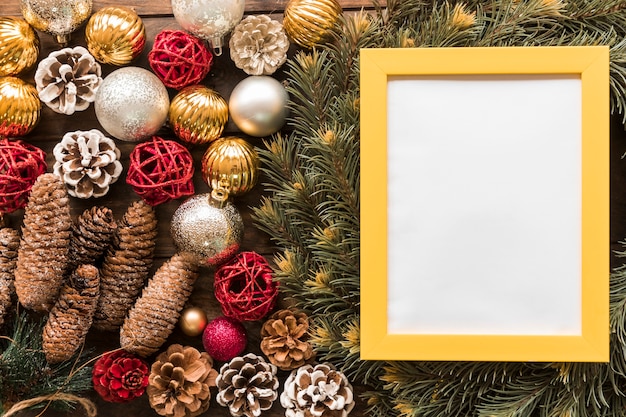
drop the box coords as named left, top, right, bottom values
left=229, top=75, right=289, bottom=137
left=94, top=67, right=169, bottom=142
left=21, top=0, right=92, bottom=45
left=171, top=0, right=245, bottom=55
left=171, top=190, right=244, bottom=268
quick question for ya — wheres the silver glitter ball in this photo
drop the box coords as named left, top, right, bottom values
left=171, top=190, right=244, bottom=268
left=94, top=66, right=169, bottom=142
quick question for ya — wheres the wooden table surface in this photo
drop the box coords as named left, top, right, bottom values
left=2, top=1, right=376, bottom=416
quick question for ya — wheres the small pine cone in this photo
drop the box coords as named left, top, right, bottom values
left=120, top=252, right=199, bottom=357
left=260, top=309, right=315, bottom=371
left=147, top=344, right=218, bottom=417
left=93, top=200, right=157, bottom=331
left=42, top=264, right=100, bottom=363
left=15, top=173, right=72, bottom=312
left=216, top=353, right=279, bottom=417
left=0, top=227, right=19, bottom=327
left=68, top=206, right=117, bottom=270
left=280, top=363, right=355, bottom=417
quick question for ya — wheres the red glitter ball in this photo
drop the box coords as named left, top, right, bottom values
left=202, top=316, right=247, bottom=362
left=148, top=29, right=213, bottom=90
left=92, top=350, right=150, bottom=403
left=126, top=136, right=195, bottom=206
left=214, top=251, right=279, bottom=322
left=0, top=138, right=47, bottom=214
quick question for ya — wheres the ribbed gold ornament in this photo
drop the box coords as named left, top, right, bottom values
left=0, top=17, right=40, bottom=77
left=85, top=6, right=146, bottom=66
left=283, top=0, right=343, bottom=48
left=201, top=137, right=259, bottom=196
left=169, top=85, right=229, bottom=145
left=0, top=77, right=41, bottom=138
left=20, top=0, right=92, bottom=45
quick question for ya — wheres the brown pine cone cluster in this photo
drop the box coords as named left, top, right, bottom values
left=42, top=264, right=100, bottom=363
left=68, top=205, right=117, bottom=270
left=0, top=227, right=19, bottom=327
left=121, top=252, right=199, bottom=357
left=94, top=200, right=157, bottom=331
left=260, top=309, right=315, bottom=370
left=15, top=173, right=72, bottom=312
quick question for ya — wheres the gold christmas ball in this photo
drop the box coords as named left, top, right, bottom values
left=0, top=17, right=40, bottom=77
left=201, top=137, right=259, bottom=196
left=21, top=0, right=92, bottom=45
left=85, top=6, right=146, bottom=66
left=169, top=85, right=228, bottom=145
left=179, top=307, right=208, bottom=336
left=0, top=76, right=41, bottom=138
left=283, top=0, right=343, bottom=48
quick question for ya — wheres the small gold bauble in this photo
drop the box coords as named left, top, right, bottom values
left=169, top=85, right=229, bottom=145
left=0, top=77, right=41, bottom=138
left=201, top=137, right=259, bottom=196
left=85, top=6, right=146, bottom=66
left=283, top=0, right=343, bottom=48
left=0, top=17, right=40, bottom=77
left=179, top=307, right=208, bottom=336
left=20, top=0, right=93, bottom=45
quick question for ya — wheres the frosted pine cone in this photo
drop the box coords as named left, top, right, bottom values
left=68, top=206, right=117, bottom=269
left=281, top=363, right=355, bottom=417
left=260, top=309, right=315, bottom=371
left=15, top=173, right=72, bottom=312
left=216, top=353, right=279, bottom=417
left=120, top=252, right=199, bottom=357
left=147, top=344, right=218, bottom=417
left=93, top=200, right=157, bottom=331
left=229, top=15, right=289, bottom=76
left=0, top=227, right=19, bottom=327
left=53, top=129, right=122, bottom=198
left=35, top=46, right=102, bottom=115
left=42, top=264, right=100, bottom=363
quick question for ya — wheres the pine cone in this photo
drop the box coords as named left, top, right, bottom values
left=68, top=206, right=117, bottom=270
left=216, top=353, right=279, bottom=417
left=42, top=264, right=100, bottom=363
left=53, top=129, right=123, bottom=198
left=280, top=363, right=355, bottom=417
left=260, top=309, right=315, bottom=371
left=147, top=344, right=218, bottom=417
left=229, top=15, right=289, bottom=76
left=93, top=200, right=157, bottom=331
left=0, top=227, right=19, bottom=327
left=15, top=173, right=72, bottom=312
left=93, top=350, right=150, bottom=403
left=120, top=252, right=199, bottom=357
left=34, top=46, right=102, bottom=115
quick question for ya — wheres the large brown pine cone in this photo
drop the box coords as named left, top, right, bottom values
left=93, top=200, right=157, bottom=331
left=147, top=344, right=218, bottom=417
left=0, top=227, right=19, bottom=327
left=120, top=252, right=199, bottom=357
left=15, top=173, right=72, bottom=312
left=68, top=205, right=117, bottom=269
left=42, top=264, right=100, bottom=363
left=216, top=353, right=279, bottom=417
left=260, top=309, right=315, bottom=371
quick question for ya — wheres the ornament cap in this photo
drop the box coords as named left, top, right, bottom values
left=209, top=36, right=224, bottom=56
left=210, top=187, right=229, bottom=207
left=55, top=33, right=70, bottom=46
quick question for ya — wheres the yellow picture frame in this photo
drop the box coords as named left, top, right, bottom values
left=360, top=46, right=609, bottom=362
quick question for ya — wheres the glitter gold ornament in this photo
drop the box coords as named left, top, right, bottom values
left=0, top=77, right=41, bottom=138
left=179, top=307, right=208, bottom=337
left=20, top=0, right=93, bottom=45
left=0, top=17, right=40, bottom=77
left=85, top=6, right=146, bottom=66
left=201, top=137, right=259, bottom=196
left=283, top=0, right=343, bottom=48
left=170, top=190, right=244, bottom=268
left=169, top=85, right=228, bottom=145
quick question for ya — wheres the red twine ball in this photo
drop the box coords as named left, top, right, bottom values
left=92, top=350, right=150, bottom=403
left=0, top=138, right=47, bottom=214
left=214, top=251, right=279, bottom=322
left=148, top=29, right=213, bottom=90
left=202, top=316, right=247, bottom=362
left=126, top=136, right=195, bottom=206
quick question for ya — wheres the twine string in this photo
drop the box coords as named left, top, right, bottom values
left=3, top=393, right=96, bottom=417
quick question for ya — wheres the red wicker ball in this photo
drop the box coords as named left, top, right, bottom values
left=148, top=29, right=213, bottom=90
left=214, top=251, right=279, bottom=322
left=126, top=136, right=195, bottom=206
left=0, top=138, right=47, bottom=214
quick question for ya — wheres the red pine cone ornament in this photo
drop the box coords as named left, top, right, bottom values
left=126, top=136, right=195, bottom=206
left=0, top=139, right=47, bottom=214
left=93, top=350, right=150, bottom=403
left=214, top=251, right=279, bottom=321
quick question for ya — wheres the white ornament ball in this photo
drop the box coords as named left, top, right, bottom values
left=229, top=75, right=288, bottom=137
left=94, top=67, right=169, bottom=142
